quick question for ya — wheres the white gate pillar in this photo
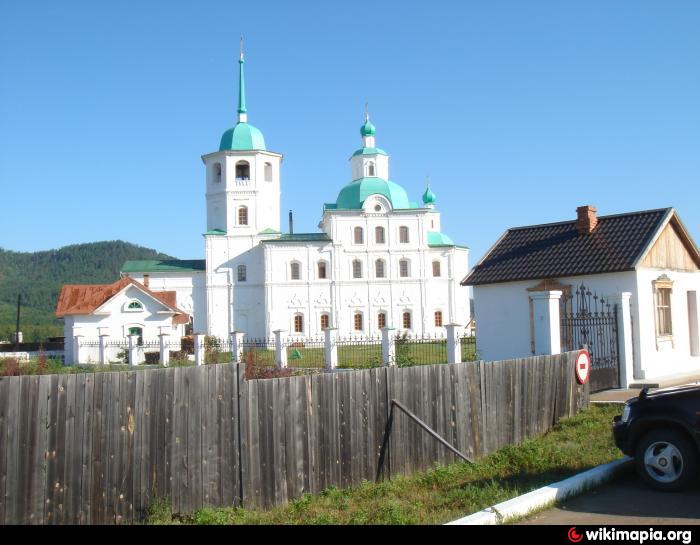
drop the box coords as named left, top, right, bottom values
left=231, top=331, right=245, bottom=364
left=98, top=333, right=109, bottom=366
left=194, top=334, right=205, bottom=366
left=128, top=334, right=140, bottom=366
left=274, top=330, right=288, bottom=369
left=72, top=333, right=84, bottom=365
left=381, top=327, right=396, bottom=367
left=445, top=323, right=462, bottom=364
left=324, top=328, right=338, bottom=370
left=614, top=292, right=636, bottom=387
left=159, top=331, right=170, bottom=367
left=531, top=290, right=562, bottom=356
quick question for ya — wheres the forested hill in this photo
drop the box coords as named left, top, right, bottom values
left=0, top=241, right=174, bottom=341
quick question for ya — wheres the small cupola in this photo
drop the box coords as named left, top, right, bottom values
left=422, top=183, right=436, bottom=208
left=576, top=205, right=598, bottom=235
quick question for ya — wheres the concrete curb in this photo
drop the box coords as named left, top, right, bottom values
left=445, top=457, right=633, bottom=525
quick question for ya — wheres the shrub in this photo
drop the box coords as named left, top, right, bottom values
left=395, top=333, right=415, bottom=367
left=244, top=348, right=294, bottom=380
left=1, top=357, right=19, bottom=376
left=36, top=345, right=48, bottom=375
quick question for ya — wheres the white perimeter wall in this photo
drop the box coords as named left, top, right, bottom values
left=473, top=272, right=637, bottom=362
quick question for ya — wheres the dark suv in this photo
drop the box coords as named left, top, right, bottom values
left=613, top=385, right=700, bottom=491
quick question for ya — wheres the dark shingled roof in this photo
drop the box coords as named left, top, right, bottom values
left=463, top=208, right=674, bottom=286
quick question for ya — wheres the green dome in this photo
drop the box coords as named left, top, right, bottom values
left=360, top=119, right=376, bottom=137
left=335, top=177, right=412, bottom=210
left=422, top=185, right=436, bottom=205
left=219, top=122, right=266, bottom=151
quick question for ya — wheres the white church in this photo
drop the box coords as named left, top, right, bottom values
left=58, top=50, right=470, bottom=345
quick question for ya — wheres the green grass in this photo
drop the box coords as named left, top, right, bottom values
left=146, top=404, right=622, bottom=525
left=0, top=356, right=196, bottom=376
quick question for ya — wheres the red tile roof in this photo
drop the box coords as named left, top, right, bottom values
left=55, top=277, right=190, bottom=326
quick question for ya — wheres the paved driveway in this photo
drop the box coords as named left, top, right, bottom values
left=520, top=468, right=700, bottom=525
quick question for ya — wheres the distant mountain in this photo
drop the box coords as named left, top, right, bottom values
left=0, top=241, right=174, bottom=341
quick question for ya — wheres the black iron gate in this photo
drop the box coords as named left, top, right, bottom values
left=561, top=284, right=620, bottom=392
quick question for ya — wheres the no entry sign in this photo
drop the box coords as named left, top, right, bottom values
left=576, top=349, right=590, bottom=385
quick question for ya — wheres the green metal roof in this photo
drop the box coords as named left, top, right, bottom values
left=360, top=119, right=376, bottom=137
left=427, top=231, right=455, bottom=247
left=258, top=228, right=281, bottom=234
left=204, top=229, right=227, bottom=235
left=422, top=185, right=436, bottom=205
left=351, top=147, right=388, bottom=157
left=261, top=233, right=332, bottom=243
left=121, top=259, right=206, bottom=273
left=335, top=177, right=412, bottom=210
left=219, top=122, right=266, bottom=151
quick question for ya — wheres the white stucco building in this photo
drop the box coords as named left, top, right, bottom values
left=463, top=205, right=700, bottom=390
left=116, top=51, right=470, bottom=340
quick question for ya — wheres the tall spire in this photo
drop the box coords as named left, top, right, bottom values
left=238, top=36, right=247, bottom=122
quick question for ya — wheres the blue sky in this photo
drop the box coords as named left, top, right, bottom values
left=1, top=1, right=698, bottom=265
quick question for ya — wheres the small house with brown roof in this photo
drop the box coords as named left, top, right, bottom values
left=462, top=206, right=700, bottom=390
left=56, top=277, right=190, bottom=364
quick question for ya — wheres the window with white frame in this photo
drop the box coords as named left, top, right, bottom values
left=399, top=259, right=410, bottom=278
left=375, top=259, right=385, bottom=278
left=432, top=260, right=441, bottom=277
left=653, top=276, right=673, bottom=337
left=366, top=161, right=376, bottom=177
left=354, top=226, right=364, bottom=244
left=238, top=206, right=248, bottom=226
left=235, top=160, right=250, bottom=180
left=354, top=312, right=363, bottom=331
left=290, top=262, right=301, bottom=280
left=434, top=310, right=443, bottom=327
left=377, top=312, right=387, bottom=329
left=264, top=162, right=273, bottom=182
left=125, top=300, right=143, bottom=311
left=320, top=313, right=330, bottom=330
left=375, top=226, right=385, bottom=244
left=352, top=259, right=363, bottom=279
left=213, top=162, right=222, bottom=183
left=318, top=260, right=328, bottom=279
left=402, top=311, right=412, bottom=330
left=294, top=314, right=304, bottom=333
left=399, top=226, right=409, bottom=244
left=237, top=264, right=247, bottom=282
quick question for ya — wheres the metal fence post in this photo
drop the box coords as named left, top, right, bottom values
left=128, top=334, right=140, bottom=366
left=231, top=331, right=245, bottom=364
left=324, top=327, right=338, bottom=370
left=98, top=333, right=109, bottom=366
left=159, top=331, right=170, bottom=367
left=445, top=323, right=462, bottom=364
left=274, top=329, right=288, bottom=369
left=194, top=333, right=205, bottom=366
left=381, top=327, right=396, bottom=367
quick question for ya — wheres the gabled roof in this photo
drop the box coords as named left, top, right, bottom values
left=462, top=207, right=700, bottom=286
left=56, top=277, right=189, bottom=325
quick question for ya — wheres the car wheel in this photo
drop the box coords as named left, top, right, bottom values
left=634, top=428, right=698, bottom=492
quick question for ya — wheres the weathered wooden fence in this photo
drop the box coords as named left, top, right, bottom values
left=0, top=351, right=588, bottom=524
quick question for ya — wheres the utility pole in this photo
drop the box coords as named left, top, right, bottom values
left=15, top=294, right=21, bottom=348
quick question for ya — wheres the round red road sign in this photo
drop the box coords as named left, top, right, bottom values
left=576, top=349, right=590, bottom=385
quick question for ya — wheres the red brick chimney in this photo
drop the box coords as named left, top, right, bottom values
left=576, top=205, right=598, bottom=235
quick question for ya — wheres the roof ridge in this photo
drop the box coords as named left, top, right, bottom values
left=506, top=207, right=672, bottom=233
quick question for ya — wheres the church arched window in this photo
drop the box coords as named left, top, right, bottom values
left=235, top=161, right=250, bottom=180
left=213, top=162, right=222, bottom=183
left=402, top=311, right=412, bottom=330
left=290, top=261, right=301, bottom=280
left=264, top=162, right=273, bottom=182
left=317, top=260, right=328, bottom=279
left=399, top=226, right=410, bottom=244
left=353, top=226, right=364, bottom=244
left=375, top=226, right=385, bottom=244
left=366, top=161, right=376, bottom=177
left=399, top=259, right=410, bottom=278
left=352, top=259, right=363, bottom=279
left=375, top=259, right=385, bottom=278
left=238, top=206, right=248, bottom=226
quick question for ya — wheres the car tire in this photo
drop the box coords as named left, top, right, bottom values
left=634, top=428, right=698, bottom=492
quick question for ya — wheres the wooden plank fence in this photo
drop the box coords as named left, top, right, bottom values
left=0, top=351, right=588, bottom=524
